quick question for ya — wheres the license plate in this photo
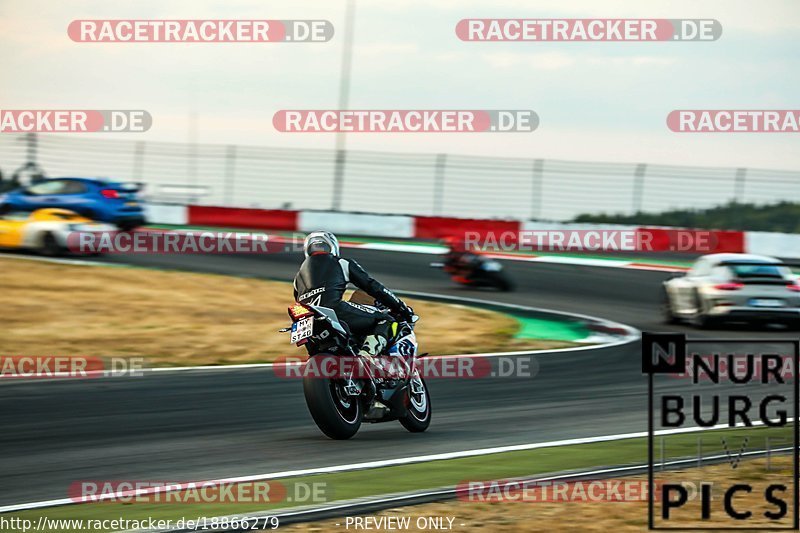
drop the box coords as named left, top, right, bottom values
left=125, top=202, right=139, bottom=207
left=748, top=298, right=783, bottom=308
left=290, top=317, right=314, bottom=343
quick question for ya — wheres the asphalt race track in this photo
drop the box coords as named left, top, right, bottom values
left=1, top=248, right=795, bottom=506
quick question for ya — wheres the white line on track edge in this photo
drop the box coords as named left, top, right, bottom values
left=0, top=420, right=788, bottom=514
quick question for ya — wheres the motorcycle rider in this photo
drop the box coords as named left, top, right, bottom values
left=294, top=231, right=414, bottom=363
left=442, top=236, right=482, bottom=279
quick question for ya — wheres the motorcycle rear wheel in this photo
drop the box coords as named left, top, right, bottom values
left=489, top=271, right=515, bottom=292
left=303, top=371, right=362, bottom=440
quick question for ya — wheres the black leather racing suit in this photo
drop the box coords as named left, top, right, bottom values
left=293, top=252, right=410, bottom=342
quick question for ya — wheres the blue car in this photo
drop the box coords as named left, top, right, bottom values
left=0, top=177, right=146, bottom=230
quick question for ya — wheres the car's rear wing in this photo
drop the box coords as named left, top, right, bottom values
left=718, top=259, right=800, bottom=283
left=720, top=260, right=800, bottom=269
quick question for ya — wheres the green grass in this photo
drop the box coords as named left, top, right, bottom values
left=513, top=315, right=592, bottom=342
left=575, top=201, right=800, bottom=234
left=3, top=424, right=792, bottom=532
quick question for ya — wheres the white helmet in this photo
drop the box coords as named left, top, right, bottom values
left=303, top=231, right=340, bottom=257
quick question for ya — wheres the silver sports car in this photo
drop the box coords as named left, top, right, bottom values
left=663, top=253, right=800, bottom=328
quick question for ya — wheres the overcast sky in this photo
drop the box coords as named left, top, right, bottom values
left=1, top=0, right=798, bottom=169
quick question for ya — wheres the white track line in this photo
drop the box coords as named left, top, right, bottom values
left=0, top=253, right=109, bottom=266
left=0, top=236, right=690, bottom=273
left=0, top=336, right=638, bottom=383
left=349, top=242, right=687, bottom=272
left=0, top=420, right=787, bottom=514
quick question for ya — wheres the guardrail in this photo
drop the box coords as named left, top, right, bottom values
left=143, top=203, right=800, bottom=259
left=2, top=133, right=800, bottom=221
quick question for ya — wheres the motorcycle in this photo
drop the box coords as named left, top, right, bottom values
left=280, top=290, right=432, bottom=440
left=431, top=253, right=515, bottom=292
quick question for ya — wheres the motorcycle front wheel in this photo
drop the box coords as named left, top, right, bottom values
left=399, top=370, right=432, bottom=433
left=488, top=271, right=515, bottom=292
left=303, top=370, right=362, bottom=440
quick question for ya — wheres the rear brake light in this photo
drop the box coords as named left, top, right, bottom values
left=713, top=282, right=744, bottom=290
left=100, top=189, right=120, bottom=199
left=787, top=283, right=800, bottom=292
left=288, top=303, right=313, bottom=320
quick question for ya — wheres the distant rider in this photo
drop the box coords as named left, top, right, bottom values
left=442, top=236, right=482, bottom=276
left=293, top=231, right=414, bottom=362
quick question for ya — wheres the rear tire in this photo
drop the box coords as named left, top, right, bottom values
left=303, top=365, right=362, bottom=439
left=482, top=271, right=513, bottom=291
left=399, top=371, right=431, bottom=433
left=39, top=232, right=62, bottom=257
left=696, top=314, right=718, bottom=329
left=117, top=221, right=140, bottom=232
left=692, top=289, right=717, bottom=329
left=662, top=287, right=679, bottom=324
left=494, top=272, right=515, bottom=292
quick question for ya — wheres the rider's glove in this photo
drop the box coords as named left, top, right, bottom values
left=397, top=302, right=415, bottom=323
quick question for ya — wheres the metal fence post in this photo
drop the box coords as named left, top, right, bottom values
left=332, top=149, right=346, bottom=211
left=132, top=141, right=145, bottom=183
left=15, top=133, right=43, bottom=183
left=734, top=167, right=747, bottom=203
left=632, top=163, right=647, bottom=213
left=697, top=437, right=702, bottom=468
left=765, top=437, right=771, bottom=471
left=531, top=159, right=544, bottom=220
left=187, top=113, right=197, bottom=190
left=433, top=153, right=447, bottom=216
left=25, top=132, right=38, bottom=167
left=331, top=0, right=356, bottom=211
left=224, top=145, right=236, bottom=206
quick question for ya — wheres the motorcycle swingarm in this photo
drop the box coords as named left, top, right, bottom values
left=360, top=383, right=410, bottom=421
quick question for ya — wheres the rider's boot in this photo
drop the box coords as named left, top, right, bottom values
left=358, top=334, right=387, bottom=368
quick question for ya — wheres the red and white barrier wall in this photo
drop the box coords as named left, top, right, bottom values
left=745, top=232, right=800, bottom=259
left=143, top=203, right=800, bottom=258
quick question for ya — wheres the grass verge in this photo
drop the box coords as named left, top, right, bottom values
left=2, top=425, right=792, bottom=532
left=288, top=456, right=796, bottom=532
left=0, top=257, right=575, bottom=366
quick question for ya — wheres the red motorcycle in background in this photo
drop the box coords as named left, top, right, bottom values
left=431, top=238, right=515, bottom=292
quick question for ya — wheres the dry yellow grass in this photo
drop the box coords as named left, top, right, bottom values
left=286, top=457, right=795, bottom=532
left=0, top=258, right=571, bottom=366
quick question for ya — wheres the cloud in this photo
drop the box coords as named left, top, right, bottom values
left=480, top=51, right=576, bottom=70
left=587, top=55, right=678, bottom=67
left=0, top=0, right=797, bottom=170
left=352, top=42, right=419, bottom=57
